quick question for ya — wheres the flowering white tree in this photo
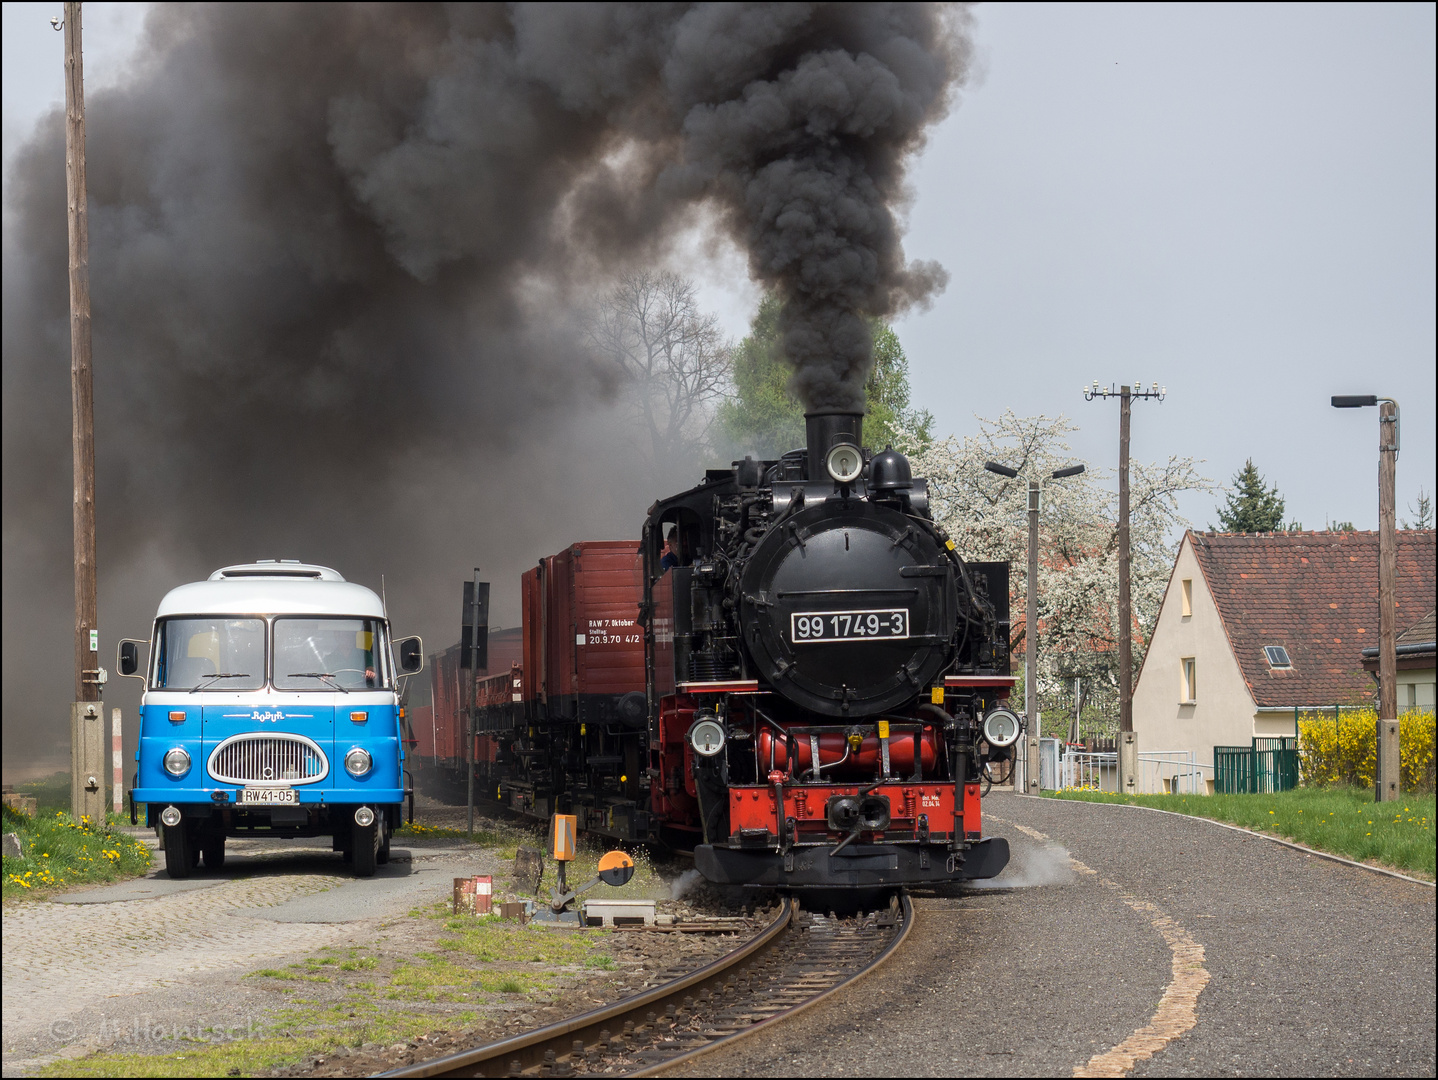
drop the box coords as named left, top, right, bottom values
left=908, top=412, right=1215, bottom=739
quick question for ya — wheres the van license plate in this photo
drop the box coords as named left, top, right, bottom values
left=241, top=788, right=297, bottom=805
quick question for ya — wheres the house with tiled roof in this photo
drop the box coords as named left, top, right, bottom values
left=1361, top=608, right=1436, bottom=711
left=1132, top=530, right=1436, bottom=783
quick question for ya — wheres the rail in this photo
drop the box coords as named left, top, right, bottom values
left=380, top=893, right=913, bottom=1078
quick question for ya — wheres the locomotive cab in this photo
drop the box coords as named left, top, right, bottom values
left=641, top=411, right=1017, bottom=889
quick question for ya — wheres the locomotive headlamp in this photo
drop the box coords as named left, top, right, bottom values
left=981, top=707, right=1022, bottom=749
left=688, top=717, right=726, bottom=758
left=163, top=747, right=191, bottom=777
left=825, top=443, right=863, bottom=484
left=345, top=747, right=373, bottom=777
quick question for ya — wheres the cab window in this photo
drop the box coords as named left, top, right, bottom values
left=273, top=618, right=387, bottom=691
left=152, top=618, right=265, bottom=690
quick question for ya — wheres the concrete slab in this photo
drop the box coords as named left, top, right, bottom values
left=237, top=850, right=481, bottom=923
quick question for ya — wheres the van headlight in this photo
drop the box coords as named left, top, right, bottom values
left=344, top=748, right=372, bottom=777
left=163, top=747, right=191, bottom=777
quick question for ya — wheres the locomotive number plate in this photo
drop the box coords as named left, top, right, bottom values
left=790, top=609, right=909, bottom=643
left=240, top=787, right=297, bottom=805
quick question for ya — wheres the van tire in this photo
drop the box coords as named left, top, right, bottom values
left=202, top=835, right=225, bottom=870
left=376, top=819, right=391, bottom=865
left=163, top=822, right=191, bottom=879
left=353, top=820, right=378, bottom=877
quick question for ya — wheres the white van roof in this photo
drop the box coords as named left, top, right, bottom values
left=157, top=562, right=385, bottom=618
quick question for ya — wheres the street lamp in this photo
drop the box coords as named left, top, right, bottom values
left=984, top=460, right=1087, bottom=794
left=1331, top=394, right=1401, bottom=801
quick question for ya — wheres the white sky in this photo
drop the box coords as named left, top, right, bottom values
left=4, top=1, right=1435, bottom=531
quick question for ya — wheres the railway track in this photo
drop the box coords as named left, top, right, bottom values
left=380, top=893, right=913, bottom=1078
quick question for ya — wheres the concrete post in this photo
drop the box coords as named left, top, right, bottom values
left=1120, top=730, right=1138, bottom=795
left=112, top=707, right=123, bottom=816
left=1025, top=735, right=1041, bottom=795
left=1377, top=718, right=1400, bottom=803
left=70, top=700, right=106, bottom=823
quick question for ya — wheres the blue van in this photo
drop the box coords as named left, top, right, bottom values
left=119, top=561, right=423, bottom=878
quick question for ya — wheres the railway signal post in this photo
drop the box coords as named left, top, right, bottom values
left=1084, top=381, right=1165, bottom=795
left=461, top=570, right=489, bottom=833
left=1331, top=394, right=1402, bottom=800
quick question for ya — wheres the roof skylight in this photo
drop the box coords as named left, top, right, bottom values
left=1264, top=645, right=1291, bottom=669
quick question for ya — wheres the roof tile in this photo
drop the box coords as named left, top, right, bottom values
left=1189, top=530, right=1436, bottom=708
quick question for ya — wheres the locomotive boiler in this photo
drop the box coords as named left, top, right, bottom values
left=642, top=411, right=1018, bottom=889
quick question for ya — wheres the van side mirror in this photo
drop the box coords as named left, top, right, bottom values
left=118, top=639, right=144, bottom=678
left=397, top=636, right=424, bottom=675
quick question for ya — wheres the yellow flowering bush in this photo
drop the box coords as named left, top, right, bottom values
left=1299, top=708, right=1435, bottom=793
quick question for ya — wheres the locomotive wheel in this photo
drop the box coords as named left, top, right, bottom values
left=352, top=820, right=379, bottom=877
left=163, top=822, right=191, bottom=879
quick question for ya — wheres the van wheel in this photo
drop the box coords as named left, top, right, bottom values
left=352, top=820, right=378, bottom=877
left=376, top=819, right=391, bottom=866
left=163, top=822, right=191, bottom=879
left=202, top=835, right=225, bottom=870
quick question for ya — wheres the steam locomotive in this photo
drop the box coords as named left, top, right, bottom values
left=414, top=410, right=1019, bottom=890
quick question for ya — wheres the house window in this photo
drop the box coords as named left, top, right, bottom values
left=1407, top=684, right=1418, bottom=710
left=1264, top=645, right=1291, bottom=669
left=1181, top=579, right=1192, bottom=618
left=1181, top=657, right=1197, bottom=703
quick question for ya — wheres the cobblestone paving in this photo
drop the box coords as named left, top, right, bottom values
left=2, top=846, right=353, bottom=1065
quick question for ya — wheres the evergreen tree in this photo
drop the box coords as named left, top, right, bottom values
left=719, top=294, right=934, bottom=457
left=1213, top=460, right=1286, bottom=533
left=1402, top=489, right=1433, bottom=530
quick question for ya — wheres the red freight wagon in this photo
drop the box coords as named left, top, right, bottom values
left=419, top=544, right=649, bottom=839
left=520, top=542, right=647, bottom=723
left=409, top=628, right=521, bottom=797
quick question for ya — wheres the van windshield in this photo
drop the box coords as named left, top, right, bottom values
left=274, top=618, right=387, bottom=691
left=153, top=618, right=265, bottom=690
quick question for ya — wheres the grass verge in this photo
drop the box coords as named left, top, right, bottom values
left=1045, top=786, right=1435, bottom=879
left=3, top=804, right=151, bottom=900
left=42, top=906, right=619, bottom=1075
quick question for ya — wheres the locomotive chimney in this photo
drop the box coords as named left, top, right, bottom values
left=804, top=411, right=864, bottom=482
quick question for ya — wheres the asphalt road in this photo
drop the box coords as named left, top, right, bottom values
left=670, top=791, right=1436, bottom=1078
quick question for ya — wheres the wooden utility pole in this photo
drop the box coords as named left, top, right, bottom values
left=1376, top=400, right=1399, bottom=801
left=1332, top=393, right=1402, bottom=801
left=1084, top=381, right=1165, bottom=795
left=1118, top=387, right=1132, bottom=735
left=62, top=1, right=106, bottom=823
left=1025, top=479, right=1040, bottom=794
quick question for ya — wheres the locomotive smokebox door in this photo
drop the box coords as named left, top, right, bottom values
left=739, top=501, right=957, bottom=717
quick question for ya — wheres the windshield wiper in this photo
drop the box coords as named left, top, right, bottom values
left=190, top=673, right=252, bottom=693
left=289, top=672, right=349, bottom=693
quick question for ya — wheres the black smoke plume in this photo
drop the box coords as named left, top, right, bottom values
left=2, top=3, right=970, bottom=768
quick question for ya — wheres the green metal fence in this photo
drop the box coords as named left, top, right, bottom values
left=1214, top=737, right=1299, bottom=794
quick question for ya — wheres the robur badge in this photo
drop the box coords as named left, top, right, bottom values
left=251, top=710, right=286, bottom=723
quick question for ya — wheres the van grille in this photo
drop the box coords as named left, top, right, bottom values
left=207, top=734, right=328, bottom=786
